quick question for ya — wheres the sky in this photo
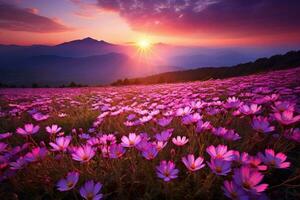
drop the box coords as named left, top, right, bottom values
left=0, top=0, right=300, bottom=48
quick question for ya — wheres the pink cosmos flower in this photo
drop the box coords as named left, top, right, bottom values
left=121, top=133, right=141, bottom=147
left=172, top=136, right=189, bottom=146
left=10, top=157, right=27, bottom=170
left=182, top=154, right=205, bottom=171
left=49, top=136, right=71, bottom=152
left=0, top=132, right=12, bottom=140
left=207, top=158, right=231, bottom=176
left=141, top=143, right=158, bottom=160
left=156, top=160, right=179, bottom=182
left=139, top=115, right=153, bottom=123
left=206, top=145, right=234, bottom=161
left=222, top=180, right=249, bottom=200
left=71, top=145, right=95, bottom=163
left=212, top=127, right=228, bottom=137
left=195, top=120, right=212, bottom=133
left=0, top=142, right=7, bottom=152
left=284, top=128, right=300, bottom=143
left=271, top=101, right=295, bottom=113
left=239, top=104, right=262, bottom=115
left=152, top=141, right=168, bottom=151
left=176, top=106, right=192, bottom=116
left=224, top=97, right=241, bottom=109
left=24, top=147, right=48, bottom=162
left=79, top=180, right=103, bottom=200
left=16, top=124, right=40, bottom=136
left=258, top=149, right=290, bottom=169
left=247, top=156, right=267, bottom=171
left=274, top=110, right=300, bottom=125
left=251, top=116, right=275, bottom=133
left=109, top=144, right=126, bottom=159
left=223, top=130, right=241, bottom=141
left=57, top=171, right=79, bottom=191
left=32, top=112, right=49, bottom=121
left=99, top=134, right=116, bottom=146
left=233, top=151, right=250, bottom=165
left=182, top=113, right=202, bottom=125
left=157, top=117, right=173, bottom=127
left=45, top=124, right=62, bottom=135
left=233, top=166, right=268, bottom=194
left=155, top=129, right=173, bottom=141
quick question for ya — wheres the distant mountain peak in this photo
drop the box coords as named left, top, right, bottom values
left=81, top=37, right=99, bottom=42
left=57, top=37, right=112, bottom=47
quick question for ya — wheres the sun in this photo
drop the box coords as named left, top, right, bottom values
left=137, top=38, right=152, bottom=51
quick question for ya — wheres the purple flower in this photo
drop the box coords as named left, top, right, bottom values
left=155, top=129, right=173, bottom=141
left=222, top=180, right=249, bottom=200
left=156, top=160, right=179, bottom=182
left=46, top=124, right=62, bottom=135
left=233, top=166, right=268, bottom=194
left=24, top=147, right=48, bottom=162
left=182, top=113, right=202, bottom=125
left=0, top=142, right=7, bottom=152
left=271, top=101, right=295, bottom=113
left=99, top=134, right=116, bottom=146
left=121, top=133, right=141, bottom=147
left=239, top=104, right=261, bottom=115
left=182, top=154, right=205, bottom=171
left=71, top=145, right=95, bottom=163
left=233, top=151, right=250, bottom=165
left=157, top=117, right=173, bottom=127
left=274, top=110, right=300, bottom=125
left=212, top=127, right=228, bottom=137
left=57, top=171, right=79, bottom=191
left=10, top=156, right=28, bottom=170
left=79, top=180, right=103, bottom=200
left=258, top=149, right=290, bottom=169
left=207, top=158, right=232, bottom=176
left=196, top=120, right=212, bottom=133
left=49, top=136, right=71, bottom=152
left=251, top=116, right=275, bottom=133
left=284, top=128, right=300, bottom=142
left=0, top=132, right=12, bottom=140
left=223, top=130, right=241, bottom=141
left=32, top=112, right=49, bottom=121
left=206, top=144, right=234, bottom=161
left=141, top=143, right=158, bottom=160
left=16, top=124, right=40, bottom=136
left=109, top=144, right=126, bottom=159
left=224, top=97, right=241, bottom=109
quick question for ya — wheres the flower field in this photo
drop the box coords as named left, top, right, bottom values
left=0, top=67, right=300, bottom=200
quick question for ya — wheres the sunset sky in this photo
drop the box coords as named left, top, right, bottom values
left=1, top=0, right=300, bottom=47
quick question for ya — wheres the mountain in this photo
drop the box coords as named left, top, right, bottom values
left=0, top=37, right=298, bottom=87
left=0, top=37, right=126, bottom=60
left=0, top=53, right=176, bottom=86
left=111, top=50, right=300, bottom=85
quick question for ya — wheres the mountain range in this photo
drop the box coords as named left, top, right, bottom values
left=0, top=37, right=297, bottom=86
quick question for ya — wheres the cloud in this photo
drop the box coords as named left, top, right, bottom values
left=96, top=0, right=300, bottom=38
left=0, top=2, right=73, bottom=33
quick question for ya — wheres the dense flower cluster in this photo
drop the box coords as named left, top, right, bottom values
left=0, top=67, right=299, bottom=199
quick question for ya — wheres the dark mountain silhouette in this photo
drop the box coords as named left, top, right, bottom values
left=0, top=52, right=176, bottom=86
left=111, top=50, right=300, bottom=86
left=0, top=37, right=299, bottom=87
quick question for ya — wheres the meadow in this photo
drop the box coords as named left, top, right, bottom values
left=0, top=67, right=299, bottom=200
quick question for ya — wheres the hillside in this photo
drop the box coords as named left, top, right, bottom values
left=111, top=50, right=300, bottom=86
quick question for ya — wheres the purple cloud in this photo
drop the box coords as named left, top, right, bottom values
left=96, top=0, right=300, bottom=37
left=0, top=2, right=73, bottom=33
